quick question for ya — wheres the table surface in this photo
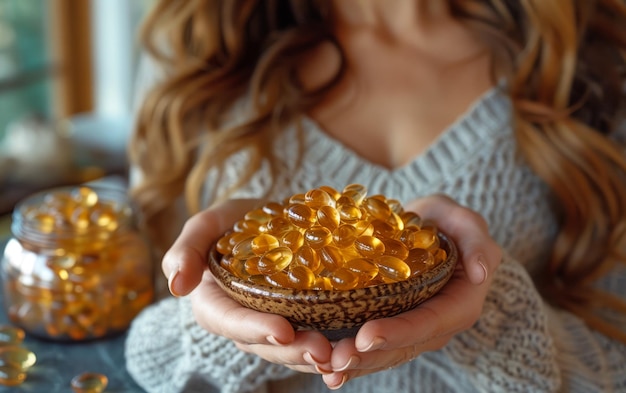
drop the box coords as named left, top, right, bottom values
left=0, top=237, right=146, bottom=393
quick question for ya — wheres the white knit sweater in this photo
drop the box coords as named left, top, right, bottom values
left=124, top=87, right=626, bottom=393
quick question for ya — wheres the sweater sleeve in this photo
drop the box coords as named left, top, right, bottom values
left=443, top=251, right=626, bottom=393
left=125, top=296, right=297, bottom=393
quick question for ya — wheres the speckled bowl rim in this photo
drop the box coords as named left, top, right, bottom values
left=208, top=231, right=458, bottom=305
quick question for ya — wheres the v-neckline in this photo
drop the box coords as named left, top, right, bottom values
left=299, top=85, right=511, bottom=181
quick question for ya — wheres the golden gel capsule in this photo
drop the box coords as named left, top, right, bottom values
left=304, top=226, right=333, bottom=249
left=333, top=224, right=357, bottom=249
left=319, top=245, right=345, bottom=272
left=0, top=326, right=25, bottom=346
left=305, top=188, right=336, bottom=210
left=251, top=234, right=280, bottom=255
left=256, top=247, right=293, bottom=275
left=294, top=246, right=321, bottom=271
left=285, top=204, right=317, bottom=229
left=0, top=346, right=36, bottom=371
left=354, top=236, right=385, bottom=258
left=0, top=365, right=26, bottom=386
left=71, top=372, right=109, bottom=393
left=287, top=265, right=316, bottom=290
left=330, top=268, right=359, bottom=290
left=316, top=205, right=340, bottom=230
left=342, top=184, right=367, bottom=205
left=344, top=258, right=379, bottom=282
left=280, top=230, right=304, bottom=252
left=362, top=197, right=391, bottom=221
left=405, top=248, right=435, bottom=276
left=374, top=255, right=411, bottom=282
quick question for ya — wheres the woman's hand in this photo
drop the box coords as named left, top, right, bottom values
left=322, top=194, right=502, bottom=390
left=161, top=199, right=334, bottom=374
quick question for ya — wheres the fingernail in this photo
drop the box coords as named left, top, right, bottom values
left=476, top=255, right=488, bottom=284
left=329, top=373, right=349, bottom=390
left=304, top=352, right=332, bottom=374
left=358, top=336, right=386, bottom=352
left=168, top=269, right=182, bottom=297
left=335, top=355, right=360, bottom=372
left=266, top=335, right=285, bottom=346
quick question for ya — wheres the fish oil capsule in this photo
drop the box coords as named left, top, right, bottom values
left=386, top=211, right=405, bottom=232
left=304, top=226, right=333, bottom=249
left=251, top=234, right=279, bottom=255
left=405, top=248, right=435, bottom=275
left=305, top=188, right=336, bottom=209
left=336, top=198, right=362, bottom=224
left=264, top=217, right=293, bottom=235
left=244, top=255, right=265, bottom=276
left=256, top=247, right=293, bottom=275
left=244, top=208, right=273, bottom=223
left=280, top=230, right=304, bottom=252
left=294, top=246, right=321, bottom=271
left=319, top=185, right=341, bottom=201
left=285, top=204, right=316, bottom=229
left=413, top=229, right=438, bottom=250
left=354, top=220, right=374, bottom=237
left=330, top=268, right=359, bottom=290
left=342, top=184, right=367, bottom=205
left=231, top=237, right=256, bottom=259
left=221, top=254, right=249, bottom=279
left=354, top=235, right=385, bottom=258
left=344, top=258, right=379, bottom=283
left=90, top=203, right=118, bottom=230
left=397, top=227, right=419, bottom=248
left=265, top=271, right=291, bottom=288
left=216, top=232, right=234, bottom=255
left=311, top=276, right=333, bottom=290
left=233, top=219, right=263, bottom=234
left=433, top=248, right=447, bottom=264
left=371, top=220, right=396, bottom=239
left=333, top=224, right=357, bottom=249
left=72, top=187, right=99, bottom=207
left=0, top=346, right=36, bottom=370
left=319, top=245, right=345, bottom=271
left=70, top=206, right=92, bottom=231
left=386, top=199, right=403, bottom=214
left=401, top=211, right=423, bottom=229
left=362, top=197, right=391, bottom=221
left=288, top=193, right=306, bottom=204
left=316, top=205, right=340, bottom=230
left=0, top=326, right=25, bottom=346
left=381, top=238, right=409, bottom=260
left=71, top=372, right=108, bottom=393
left=374, top=255, right=411, bottom=282
left=262, top=202, right=284, bottom=217
left=0, top=365, right=26, bottom=386
left=287, top=265, right=316, bottom=289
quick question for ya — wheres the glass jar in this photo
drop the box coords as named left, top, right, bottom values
left=1, top=185, right=154, bottom=341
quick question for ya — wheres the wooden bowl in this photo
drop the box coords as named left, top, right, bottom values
left=207, top=232, right=458, bottom=341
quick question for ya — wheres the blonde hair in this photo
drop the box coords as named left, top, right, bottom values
left=128, top=0, right=626, bottom=342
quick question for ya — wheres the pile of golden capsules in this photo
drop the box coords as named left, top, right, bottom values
left=215, top=184, right=447, bottom=290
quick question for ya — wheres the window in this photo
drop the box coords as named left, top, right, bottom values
left=0, top=0, right=156, bottom=215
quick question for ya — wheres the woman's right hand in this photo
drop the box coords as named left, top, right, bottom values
left=161, top=199, right=334, bottom=374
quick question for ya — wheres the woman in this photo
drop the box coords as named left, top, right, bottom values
left=125, top=1, right=626, bottom=392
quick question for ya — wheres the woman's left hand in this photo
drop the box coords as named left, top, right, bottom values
left=321, top=195, right=502, bottom=390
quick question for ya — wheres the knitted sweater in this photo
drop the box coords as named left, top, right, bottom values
left=124, top=86, right=626, bottom=393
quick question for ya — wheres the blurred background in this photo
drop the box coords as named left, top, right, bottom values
left=0, top=0, right=156, bottom=217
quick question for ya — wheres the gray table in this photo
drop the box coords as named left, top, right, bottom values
left=0, top=238, right=146, bottom=393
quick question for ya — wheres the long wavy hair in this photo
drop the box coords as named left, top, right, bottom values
left=128, top=0, right=626, bottom=343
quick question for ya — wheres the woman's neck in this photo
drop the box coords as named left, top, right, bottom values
left=329, top=0, right=452, bottom=40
